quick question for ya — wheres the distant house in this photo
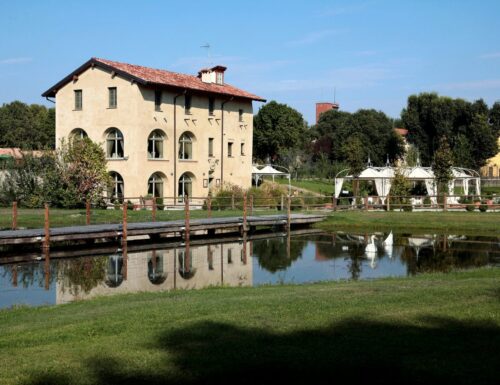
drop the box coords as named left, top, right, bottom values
left=42, top=57, right=265, bottom=201
left=480, top=138, right=500, bottom=178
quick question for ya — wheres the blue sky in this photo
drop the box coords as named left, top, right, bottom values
left=1, top=0, right=499, bottom=124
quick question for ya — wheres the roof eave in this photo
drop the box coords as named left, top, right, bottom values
left=41, top=58, right=148, bottom=98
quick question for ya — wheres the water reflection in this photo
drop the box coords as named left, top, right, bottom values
left=0, top=231, right=498, bottom=309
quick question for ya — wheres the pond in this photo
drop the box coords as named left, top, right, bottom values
left=1, top=230, right=498, bottom=310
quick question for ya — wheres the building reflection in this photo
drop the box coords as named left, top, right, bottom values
left=55, top=241, right=252, bottom=304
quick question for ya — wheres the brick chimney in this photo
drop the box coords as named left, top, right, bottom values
left=316, top=102, right=339, bottom=123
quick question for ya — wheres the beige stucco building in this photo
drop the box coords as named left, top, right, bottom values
left=42, top=58, right=265, bottom=203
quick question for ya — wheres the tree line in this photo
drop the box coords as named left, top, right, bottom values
left=0, top=101, right=55, bottom=150
left=253, top=94, right=500, bottom=177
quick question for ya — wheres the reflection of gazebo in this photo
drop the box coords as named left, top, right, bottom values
left=252, top=164, right=291, bottom=194
left=335, top=165, right=481, bottom=204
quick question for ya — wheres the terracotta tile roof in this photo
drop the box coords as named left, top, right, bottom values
left=0, top=148, right=45, bottom=159
left=0, top=148, right=23, bottom=158
left=42, top=57, right=266, bottom=102
left=394, top=128, right=408, bottom=136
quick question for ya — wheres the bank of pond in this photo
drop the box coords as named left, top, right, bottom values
left=1, top=230, right=498, bottom=310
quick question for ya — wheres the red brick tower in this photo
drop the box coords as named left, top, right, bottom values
left=316, top=102, right=339, bottom=123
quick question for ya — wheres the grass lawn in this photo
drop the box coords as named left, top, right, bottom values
left=273, top=177, right=334, bottom=195
left=0, top=207, right=280, bottom=230
left=0, top=268, right=498, bottom=385
left=318, top=211, right=500, bottom=235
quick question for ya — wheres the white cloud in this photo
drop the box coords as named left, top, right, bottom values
left=479, top=52, right=500, bottom=59
left=0, top=57, right=32, bottom=65
left=286, top=29, right=343, bottom=46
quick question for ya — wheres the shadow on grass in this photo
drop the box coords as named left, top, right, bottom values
left=25, top=317, right=499, bottom=385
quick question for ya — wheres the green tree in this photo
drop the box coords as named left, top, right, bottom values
left=0, top=138, right=110, bottom=208
left=432, top=136, right=453, bottom=195
left=0, top=101, right=55, bottom=150
left=390, top=167, right=412, bottom=210
left=312, top=109, right=404, bottom=165
left=341, top=135, right=365, bottom=196
left=401, top=93, right=498, bottom=169
left=253, top=101, right=307, bottom=161
left=59, top=137, right=111, bottom=202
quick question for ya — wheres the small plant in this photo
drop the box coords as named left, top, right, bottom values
left=478, top=201, right=488, bottom=212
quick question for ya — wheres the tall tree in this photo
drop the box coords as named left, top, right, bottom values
left=401, top=93, right=498, bottom=169
left=312, top=109, right=404, bottom=165
left=432, top=136, right=453, bottom=195
left=253, top=101, right=307, bottom=162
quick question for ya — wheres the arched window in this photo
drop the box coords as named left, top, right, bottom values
left=106, top=128, right=124, bottom=158
left=178, top=249, right=195, bottom=279
left=105, top=254, right=124, bottom=288
left=109, top=172, right=124, bottom=201
left=147, top=252, right=167, bottom=285
left=148, top=173, right=164, bottom=197
left=148, top=130, right=165, bottom=159
left=178, top=132, right=193, bottom=160
left=178, top=173, right=193, bottom=199
left=70, top=128, right=87, bottom=139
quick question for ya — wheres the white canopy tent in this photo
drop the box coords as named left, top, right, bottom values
left=334, top=165, right=480, bottom=204
left=252, top=164, right=291, bottom=194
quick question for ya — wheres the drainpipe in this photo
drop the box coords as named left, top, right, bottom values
left=220, top=97, right=233, bottom=187
left=173, top=90, right=186, bottom=204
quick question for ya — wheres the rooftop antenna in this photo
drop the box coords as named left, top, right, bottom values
left=334, top=87, right=336, bottom=104
left=386, top=154, right=390, bottom=166
left=200, top=43, right=212, bottom=66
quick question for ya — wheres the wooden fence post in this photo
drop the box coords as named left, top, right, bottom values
left=184, top=195, right=190, bottom=242
left=207, top=195, right=212, bottom=218
left=387, top=195, right=391, bottom=211
left=287, top=195, right=291, bottom=230
left=12, top=201, right=17, bottom=230
left=122, top=201, right=128, bottom=245
left=86, top=199, right=91, bottom=225
left=281, top=194, right=284, bottom=211
left=43, top=203, right=50, bottom=249
left=243, top=192, right=247, bottom=233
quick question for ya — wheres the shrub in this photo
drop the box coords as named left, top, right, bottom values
left=479, top=201, right=488, bottom=212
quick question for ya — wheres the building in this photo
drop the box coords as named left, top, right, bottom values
left=42, top=58, right=265, bottom=202
left=315, top=102, right=339, bottom=124
left=480, top=138, right=500, bottom=178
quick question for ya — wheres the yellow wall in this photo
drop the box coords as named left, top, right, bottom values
left=480, top=138, right=500, bottom=177
left=55, top=66, right=254, bottom=202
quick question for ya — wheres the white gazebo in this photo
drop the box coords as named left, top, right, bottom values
left=252, top=164, right=291, bottom=194
left=334, top=164, right=480, bottom=204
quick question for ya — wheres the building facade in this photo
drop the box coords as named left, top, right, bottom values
left=480, top=137, right=500, bottom=178
left=42, top=58, right=265, bottom=202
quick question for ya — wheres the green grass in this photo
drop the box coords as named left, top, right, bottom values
left=0, top=268, right=498, bottom=385
left=482, top=185, right=500, bottom=195
left=0, top=207, right=280, bottom=230
left=319, top=211, right=500, bottom=235
left=273, top=177, right=334, bottom=195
